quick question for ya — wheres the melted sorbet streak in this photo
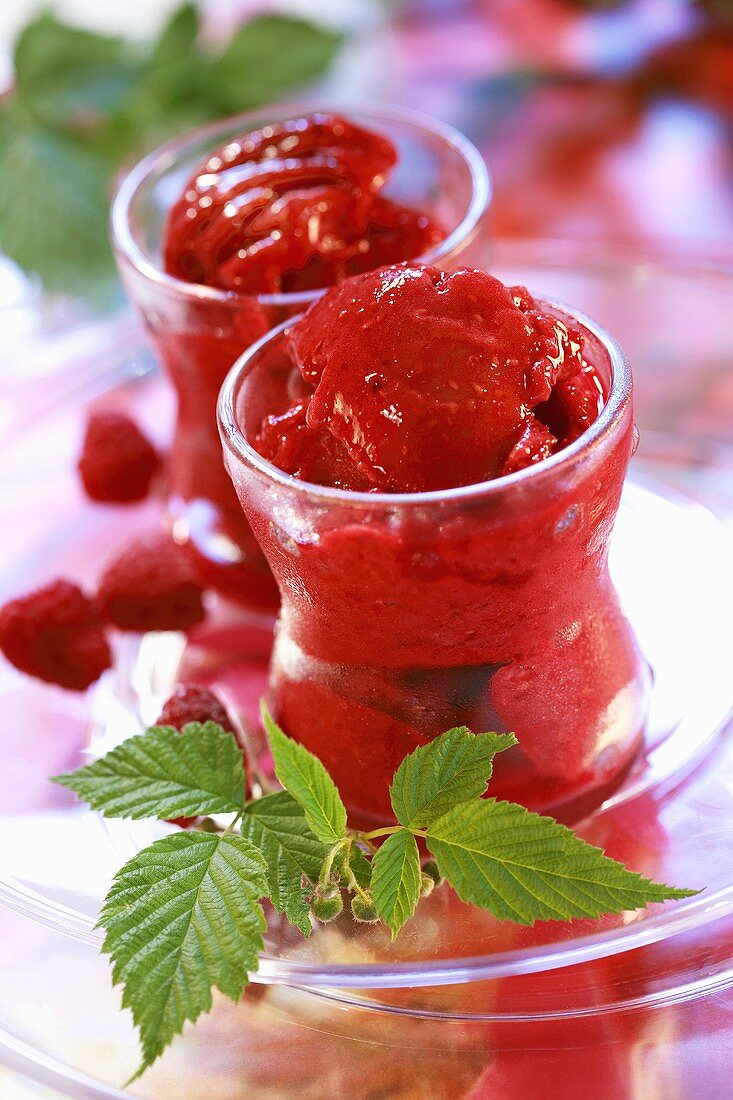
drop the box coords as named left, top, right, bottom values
left=221, top=263, right=650, bottom=825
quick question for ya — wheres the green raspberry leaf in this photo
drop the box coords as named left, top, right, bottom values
left=100, top=831, right=266, bottom=1081
left=205, top=15, right=343, bottom=115
left=390, top=727, right=517, bottom=829
left=426, top=799, right=699, bottom=925
left=371, top=828, right=422, bottom=939
left=0, top=103, right=116, bottom=296
left=14, top=12, right=139, bottom=125
left=122, top=4, right=210, bottom=147
left=53, top=722, right=246, bottom=820
left=148, top=3, right=199, bottom=69
left=1, top=8, right=343, bottom=297
left=240, top=791, right=326, bottom=936
left=262, top=705, right=347, bottom=845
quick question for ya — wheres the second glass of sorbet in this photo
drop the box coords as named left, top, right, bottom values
left=218, top=293, right=651, bottom=826
left=111, top=104, right=491, bottom=608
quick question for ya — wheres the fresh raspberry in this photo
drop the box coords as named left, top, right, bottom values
left=0, top=580, right=111, bottom=690
left=95, top=533, right=206, bottom=633
left=157, top=684, right=234, bottom=732
left=78, top=410, right=159, bottom=504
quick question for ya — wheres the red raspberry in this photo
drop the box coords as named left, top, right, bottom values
left=0, top=579, right=111, bottom=690
left=78, top=410, right=159, bottom=504
left=157, top=684, right=234, bottom=732
left=95, top=533, right=206, bottom=633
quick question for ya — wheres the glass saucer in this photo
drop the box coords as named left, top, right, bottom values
left=2, top=242, right=733, bottom=1097
left=1, top=460, right=732, bottom=1098
left=3, top=467, right=731, bottom=982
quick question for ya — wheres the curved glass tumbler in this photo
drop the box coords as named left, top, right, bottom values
left=112, top=102, right=491, bottom=607
left=218, top=302, right=650, bottom=824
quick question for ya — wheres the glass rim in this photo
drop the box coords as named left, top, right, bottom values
left=110, top=99, right=492, bottom=309
left=218, top=295, right=632, bottom=508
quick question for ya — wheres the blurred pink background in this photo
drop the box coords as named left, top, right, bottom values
left=395, top=0, right=733, bottom=254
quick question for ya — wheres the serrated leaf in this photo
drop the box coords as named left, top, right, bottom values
left=205, top=16, right=343, bottom=114
left=262, top=705, right=347, bottom=845
left=390, top=727, right=517, bottom=829
left=240, top=791, right=326, bottom=936
left=14, top=12, right=139, bottom=124
left=371, top=828, right=421, bottom=938
left=128, top=3, right=208, bottom=140
left=0, top=104, right=116, bottom=296
left=100, top=831, right=266, bottom=1080
left=148, top=3, right=199, bottom=68
left=1, top=9, right=342, bottom=298
left=426, top=799, right=698, bottom=926
left=53, top=723, right=246, bottom=820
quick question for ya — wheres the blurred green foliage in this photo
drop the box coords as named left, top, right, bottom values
left=0, top=5, right=342, bottom=298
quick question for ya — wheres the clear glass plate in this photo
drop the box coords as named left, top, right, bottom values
left=1, top=241, right=733, bottom=1098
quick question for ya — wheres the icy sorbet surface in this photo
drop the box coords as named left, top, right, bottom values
left=254, top=264, right=605, bottom=491
left=228, top=263, right=646, bottom=824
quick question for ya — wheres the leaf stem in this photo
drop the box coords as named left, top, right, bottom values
left=361, top=826, right=428, bottom=840
left=318, top=837, right=347, bottom=889
left=224, top=811, right=243, bottom=836
left=351, top=878, right=373, bottom=904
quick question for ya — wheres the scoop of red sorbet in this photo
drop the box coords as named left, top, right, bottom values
left=163, top=113, right=443, bottom=295
left=255, top=264, right=604, bottom=493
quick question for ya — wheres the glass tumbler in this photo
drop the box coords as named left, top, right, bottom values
left=111, top=102, right=491, bottom=608
left=219, top=298, right=651, bottom=826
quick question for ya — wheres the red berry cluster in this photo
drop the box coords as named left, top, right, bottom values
left=0, top=409, right=209, bottom=691
left=0, top=532, right=206, bottom=691
left=0, top=580, right=111, bottom=691
left=157, top=683, right=234, bottom=733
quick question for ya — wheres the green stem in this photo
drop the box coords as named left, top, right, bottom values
left=350, top=878, right=372, bottom=904
left=361, top=826, right=428, bottom=840
left=318, top=837, right=347, bottom=889
left=223, top=811, right=243, bottom=836
left=347, top=829, right=379, bottom=853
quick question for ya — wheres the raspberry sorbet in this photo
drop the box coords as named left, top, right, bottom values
left=163, top=114, right=443, bottom=294
left=221, top=260, right=650, bottom=825
left=256, top=265, right=604, bottom=489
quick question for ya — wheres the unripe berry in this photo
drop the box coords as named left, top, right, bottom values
left=351, top=893, right=379, bottom=923
left=309, top=890, right=343, bottom=923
